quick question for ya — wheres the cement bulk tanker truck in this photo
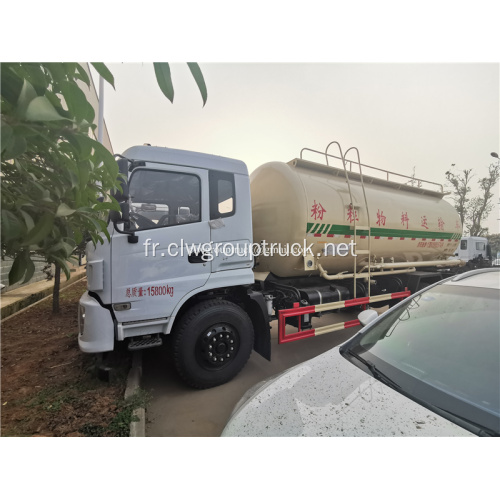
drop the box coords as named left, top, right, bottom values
left=78, top=142, right=463, bottom=388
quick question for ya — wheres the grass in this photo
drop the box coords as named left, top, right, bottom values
left=79, top=389, right=151, bottom=437
left=19, top=351, right=138, bottom=436
left=26, top=386, right=78, bottom=412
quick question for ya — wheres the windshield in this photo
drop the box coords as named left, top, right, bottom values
left=344, top=283, right=500, bottom=435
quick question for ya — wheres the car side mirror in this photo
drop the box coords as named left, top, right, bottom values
left=358, top=309, right=378, bottom=326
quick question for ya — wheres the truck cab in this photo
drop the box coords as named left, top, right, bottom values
left=454, top=236, right=492, bottom=268
left=78, top=146, right=269, bottom=388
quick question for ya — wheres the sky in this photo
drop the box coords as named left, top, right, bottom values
left=94, top=63, right=500, bottom=233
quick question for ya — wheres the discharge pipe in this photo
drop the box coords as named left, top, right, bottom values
left=316, top=259, right=464, bottom=281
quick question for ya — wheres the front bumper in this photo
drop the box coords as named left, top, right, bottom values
left=78, top=291, right=115, bottom=353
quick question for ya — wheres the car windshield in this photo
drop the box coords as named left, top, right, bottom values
left=345, top=283, right=500, bottom=435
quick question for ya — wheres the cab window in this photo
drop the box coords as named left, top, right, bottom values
left=128, top=169, right=201, bottom=230
left=209, top=171, right=235, bottom=219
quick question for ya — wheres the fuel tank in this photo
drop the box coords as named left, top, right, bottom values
left=250, top=158, right=462, bottom=277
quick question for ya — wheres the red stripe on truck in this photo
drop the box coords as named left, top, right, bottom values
left=344, top=319, right=361, bottom=329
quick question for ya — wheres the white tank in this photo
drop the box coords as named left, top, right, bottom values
left=250, top=158, right=462, bottom=278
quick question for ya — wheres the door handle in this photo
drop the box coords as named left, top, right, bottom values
left=188, top=252, right=208, bottom=264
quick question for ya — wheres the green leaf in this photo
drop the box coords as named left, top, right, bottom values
left=1, top=64, right=24, bottom=105
left=3, top=134, right=27, bottom=160
left=2, top=210, right=24, bottom=240
left=93, top=199, right=120, bottom=212
left=22, top=64, right=48, bottom=95
left=1, top=121, right=13, bottom=153
left=44, top=90, right=67, bottom=117
left=25, top=96, right=68, bottom=122
left=153, top=63, right=174, bottom=103
left=16, top=79, right=38, bottom=118
left=9, top=252, right=28, bottom=285
left=56, top=203, right=75, bottom=217
left=85, top=101, right=95, bottom=125
left=65, top=132, right=93, bottom=160
left=80, top=212, right=105, bottom=233
left=22, top=256, right=36, bottom=284
left=68, top=169, right=79, bottom=189
left=51, top=256, right=71, bottom=281
left=187, top=63, right=208, bottom=106
left=90, top=138, right=119, bottom=180
left=90, top=63, right=115, bottom=89
left=77, top=161, right=90, bottom=187
left=59, top=81, right=89, bottom=122
left=19, top=209, right=35, bottom=232
left=62, top=240, right=76, bottom=256
left=23, top=212, right=55, bottom=245
left=45, top=63, right=67, bottom=86
left=41, top=189, right=53, bottom=202
left=74, top=226, right=83, bottom=244
left=75, top=63, right=90, bottom=86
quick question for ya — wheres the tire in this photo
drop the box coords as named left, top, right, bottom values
left=172, top=299, right=254, bottom=389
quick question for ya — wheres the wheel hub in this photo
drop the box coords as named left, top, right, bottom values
left=197, top=324, right=239, bottom=369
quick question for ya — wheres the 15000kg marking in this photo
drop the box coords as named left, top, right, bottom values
left=125, top=285, right=174, bottom=298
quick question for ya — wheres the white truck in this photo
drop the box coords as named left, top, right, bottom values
left=78, top=144, right=464, bottom=389
left=453, top=236, right=492, bottom=269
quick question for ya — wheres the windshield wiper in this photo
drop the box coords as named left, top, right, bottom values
left=346, top=351, right=401, bottom=392
left=430, top=405, right=499, bottom=437
left=342, top=350, right=499, bottom=437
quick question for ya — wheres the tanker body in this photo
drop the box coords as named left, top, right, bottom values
left=78, top=143, right=465, bottom=389
left=251, top=158, right=462, bottom=277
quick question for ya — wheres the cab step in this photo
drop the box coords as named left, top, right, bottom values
left=128, top=335, right=163, bottom=351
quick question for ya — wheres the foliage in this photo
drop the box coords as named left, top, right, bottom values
left=154, top=62, right=207, bottom=106
left=445, top=162, right=500, bottom=237
left=1, top=62, right=208, bottom=287
left=1, top=62, right=121, bottom=285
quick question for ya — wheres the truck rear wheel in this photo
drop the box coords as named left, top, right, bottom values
left=172, top=299, right=254, bottom=389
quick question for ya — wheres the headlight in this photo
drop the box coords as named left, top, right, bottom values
left=78, top=304, right=86, bottom=334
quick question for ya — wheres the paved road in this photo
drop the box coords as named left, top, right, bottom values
left=143, top=311, right=362, bottom=437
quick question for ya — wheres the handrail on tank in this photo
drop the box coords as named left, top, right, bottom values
left=299, top=145, right=444, bottom=193
left=344, top=146, right=372, bottom=298
left=321, top=142, right=359, bottom=297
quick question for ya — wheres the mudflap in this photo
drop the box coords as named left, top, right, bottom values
left=246, top=290, right=271, bottom=361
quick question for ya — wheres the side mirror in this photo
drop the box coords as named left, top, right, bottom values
left=109, top=202, right=130, bottom=224
left=112, top=158, right=130, bottom=202
left=358, top=309, right=378, bottom=327
left=454, top=252, right=458, bottom=257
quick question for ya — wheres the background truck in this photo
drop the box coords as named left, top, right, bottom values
left=453, top=236, right=492, bottom=269
left=78, top=141, right=464, bottom=388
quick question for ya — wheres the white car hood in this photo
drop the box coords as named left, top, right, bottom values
left=222, top=348, right=473, bottom=437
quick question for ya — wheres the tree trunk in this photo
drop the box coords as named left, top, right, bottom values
left=52, top=263, right=61, bottom=314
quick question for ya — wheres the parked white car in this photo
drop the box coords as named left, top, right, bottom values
left=222, top=268, right=500, bottom=437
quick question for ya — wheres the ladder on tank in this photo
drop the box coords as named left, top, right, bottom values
left=325, top=142, right=372, bottom=299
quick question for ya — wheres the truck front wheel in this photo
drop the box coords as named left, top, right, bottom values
left=172, top=299, right=254, bottom=389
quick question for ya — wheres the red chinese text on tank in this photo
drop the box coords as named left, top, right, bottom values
left=311, top=200, right=326, bottom=220
left=401, top=212, right=409, bottom=229
left=376, top=209, right=386, bottom=227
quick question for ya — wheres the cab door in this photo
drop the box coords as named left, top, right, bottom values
left=111, top=165, right=210, bottom=324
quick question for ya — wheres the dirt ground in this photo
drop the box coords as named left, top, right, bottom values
left=1, top=279, right=136, bottom=437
